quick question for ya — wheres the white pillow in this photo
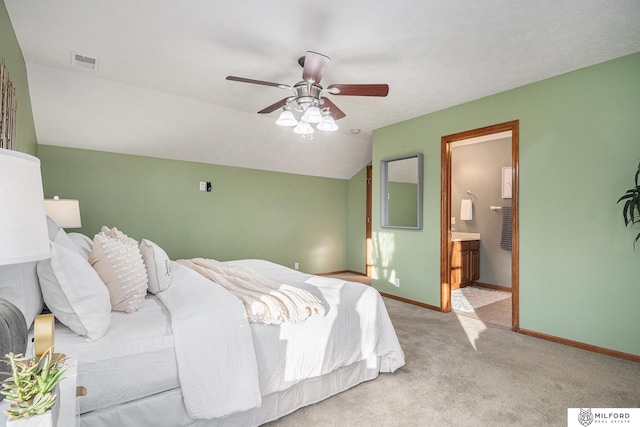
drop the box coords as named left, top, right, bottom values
left=46, top=216, right=60, bottom=240
left=68, top=232, right=93, bottom=261
left=37, top=241, right=111, bottom=340
left=139, top=239, right=172, bottom=294
left=52, top=228, right=77, bottom=252
left=90, top=227, right=148, bottom=313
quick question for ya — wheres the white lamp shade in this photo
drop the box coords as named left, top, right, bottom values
left=316, top=113, right=338, bottom=132
left=275, top=109, right=298, bottom=127
left=0, top=148, right=50, bottom=265
left=44, top=198, right=82, bottom=228
left=293, top=120, right=314, bottom=135
left=301, top=106, right=322, bottom=123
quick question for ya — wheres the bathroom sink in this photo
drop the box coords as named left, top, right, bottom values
left=451, top=232, right=480, bottom=241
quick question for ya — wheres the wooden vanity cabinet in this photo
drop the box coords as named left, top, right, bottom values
left=451, top=240, right=480, bottom=289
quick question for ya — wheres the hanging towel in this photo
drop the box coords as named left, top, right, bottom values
left=460, top=199, right=473, bottom=221
left=500, top=207, right=512, bottom=251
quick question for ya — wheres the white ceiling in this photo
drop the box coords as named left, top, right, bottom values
left=5, top=0, right=640, bottom=179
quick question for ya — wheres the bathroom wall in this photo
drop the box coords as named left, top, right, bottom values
left=452, top=137, right=512, bottom=287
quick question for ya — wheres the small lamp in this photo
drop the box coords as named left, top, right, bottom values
left=44, top=196, right=82, bottom=229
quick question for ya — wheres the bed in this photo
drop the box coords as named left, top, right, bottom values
left=0, top=220, right=405, bottom=426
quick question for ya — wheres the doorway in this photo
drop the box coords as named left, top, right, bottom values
left=366, top=165, right=372, bottom=277
left=440, top=120, right=520, bottom=331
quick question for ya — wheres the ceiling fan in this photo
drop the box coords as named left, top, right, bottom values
left=226, top=51, right=389, bottom=134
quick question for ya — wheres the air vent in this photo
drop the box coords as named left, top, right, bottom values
left=71, top=52, right=98, bottom=71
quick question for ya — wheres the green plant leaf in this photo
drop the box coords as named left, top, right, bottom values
left=619, top=160, right=640, bottom=250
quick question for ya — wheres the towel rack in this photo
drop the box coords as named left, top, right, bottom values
left=490, top=206, right=502, bottom=211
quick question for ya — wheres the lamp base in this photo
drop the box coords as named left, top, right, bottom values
left=0, top=298, right=28, bottom=402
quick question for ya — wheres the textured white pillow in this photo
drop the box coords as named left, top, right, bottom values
left=68, top=232, right=93, bottom=261
left=90, top=227, right=148, bottom=313
left=139, top=239, right=172, bottom=294
left=37, top=241, right=111, bottom=340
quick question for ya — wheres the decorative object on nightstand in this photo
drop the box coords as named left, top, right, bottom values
left=617, top=159, right=640, bottom=249
left=43, top=197, right=81, bottom=229
left=0, top=149, right=51, bottom=402
left=1, top=349, right=68, bottom=427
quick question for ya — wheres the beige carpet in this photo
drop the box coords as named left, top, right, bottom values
left=266, top=297, right=640, bottom=426
left=451, top=286, right=511, bottom=312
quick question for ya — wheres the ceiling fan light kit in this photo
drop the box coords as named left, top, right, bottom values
left=226, top=51, right=389, bottom=137
left=300, top=105, right=323, bottom=124
left=275, top=107, right=298, bottom=127
left=316, top=111, right=338, bottom=132
left=293, top=120, right=315, bottom=135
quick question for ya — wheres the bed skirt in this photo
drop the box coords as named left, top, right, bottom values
left=80, top=357, right=381, bottom=427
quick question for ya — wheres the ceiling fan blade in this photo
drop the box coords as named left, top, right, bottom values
left=327, top=84, right=389, bottom=97
left=226, top=76, right=288, bottom=88
left=258, top=98, right=288, bottom=114
left=319, top=97, right=346, bottom=120
left=302, top=51, right=330, bottom=84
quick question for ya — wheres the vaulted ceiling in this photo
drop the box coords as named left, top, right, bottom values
left=5, top=0, right=640, bottom=179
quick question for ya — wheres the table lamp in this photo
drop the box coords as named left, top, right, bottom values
left=44, top=196, right=82, bottom=229
left=0, top=148, right=51, bottom=400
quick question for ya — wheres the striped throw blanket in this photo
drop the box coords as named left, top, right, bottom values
left=177, top=258, right=325, bottom=324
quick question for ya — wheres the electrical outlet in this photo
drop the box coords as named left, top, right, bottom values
left=294, top=262, right=299, bottom=270
left=199, top=181, right=206, bottom=191
left=394, top=278, right=400, bottom=287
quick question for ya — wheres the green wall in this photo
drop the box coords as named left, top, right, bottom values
left=347, top=166, right=367, bottom=273
left=38, top=145, right=348, bottom=274
left=372, top=52, right=640, bottom=356
left=0, top=0, right=37, bottom=155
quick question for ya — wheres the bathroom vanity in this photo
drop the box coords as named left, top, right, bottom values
left=451, top=233, right=480, bottom=290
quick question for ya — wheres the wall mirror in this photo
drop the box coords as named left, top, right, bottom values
left=381, top=153, right=423, bottom=229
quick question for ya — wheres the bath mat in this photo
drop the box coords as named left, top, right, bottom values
left=451, top=286, right=511, bottom=312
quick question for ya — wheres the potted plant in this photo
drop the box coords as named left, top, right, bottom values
left=1, top=349, right=67, bottom=427
left=617, top=159, right=640, bottom=248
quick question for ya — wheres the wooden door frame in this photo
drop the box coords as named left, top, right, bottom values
left=440, top=120, right=520, bottom=331
left=366, top=165, right=373, bottom=277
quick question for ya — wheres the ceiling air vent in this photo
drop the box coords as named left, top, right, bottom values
left=71, top=52, right=98, bottom=71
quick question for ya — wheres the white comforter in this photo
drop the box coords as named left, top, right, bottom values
left=231, top=260, right=405, bottom=394
left=157, top=259, right=405, bottom=420
left=156, top=263, right=261, bottom=419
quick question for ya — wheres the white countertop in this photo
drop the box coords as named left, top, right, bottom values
left=451, top=232, right=480, bottom=241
